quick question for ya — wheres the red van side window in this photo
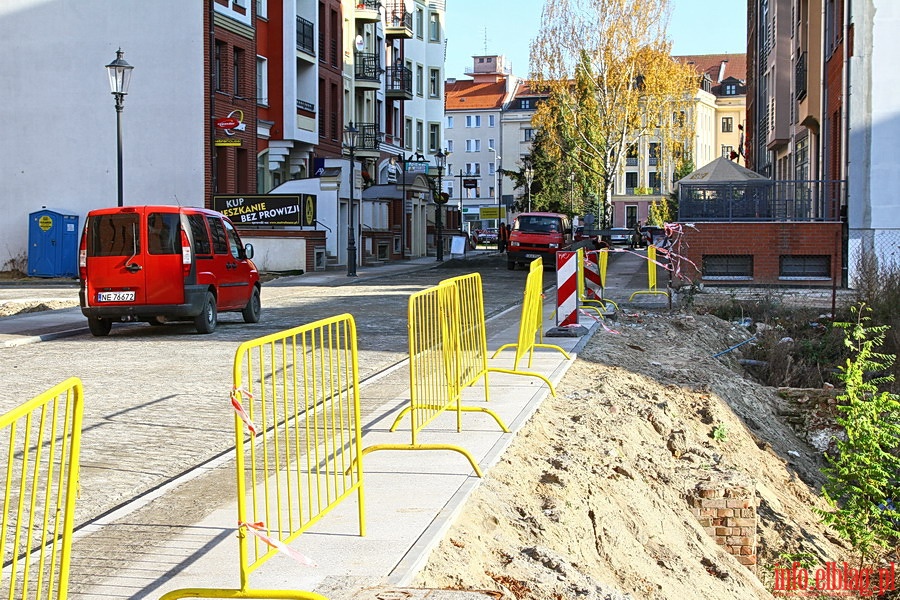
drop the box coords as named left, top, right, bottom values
left=207, top=216, right=229, bottom=254
left=187, top=214, right=212, bottom=255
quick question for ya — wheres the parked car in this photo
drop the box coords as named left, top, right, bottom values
left=476, top=228, right=499, bottom=244
left=78, top=205, right=260, bottom=336
left=609, top=227, right=633, bottom=245
left=507, top=212, right=573, bottom=270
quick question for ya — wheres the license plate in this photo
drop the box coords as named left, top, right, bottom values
left=525, top=253, right=539, bottom=258
left=97, top=291, right=135, bottom=302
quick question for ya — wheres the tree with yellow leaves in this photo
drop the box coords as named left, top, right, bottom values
left=529, top=0, right=697, bottom=228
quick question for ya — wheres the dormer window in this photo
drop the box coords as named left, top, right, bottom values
left=724, top=83, right=737, bottom=95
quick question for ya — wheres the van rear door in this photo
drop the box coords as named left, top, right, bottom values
left=144, top=210, right=184, bottom=305
left=84, top=209, right=148, bottom=306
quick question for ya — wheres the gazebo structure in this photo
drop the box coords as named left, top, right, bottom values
left=673, top=157, right=844, bottom=287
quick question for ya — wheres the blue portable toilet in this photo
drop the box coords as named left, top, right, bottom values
left=28, top=208, right=80, bottom=278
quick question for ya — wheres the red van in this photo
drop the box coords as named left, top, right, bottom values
left=78, top=205, right=260, bottom=336
left=506, top=212, right=573, bottom=270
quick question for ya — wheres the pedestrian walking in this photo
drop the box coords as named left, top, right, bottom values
left=499, top=223, right=510, bottom=253
left=631, top=220, right=642, bottom=250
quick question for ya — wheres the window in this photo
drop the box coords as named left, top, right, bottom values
left=87, top=213, right=140, bottom=257
left=487, top=138, right=495, bottom=150
left=524, top=128, right=534, bottom=142
left=722, top=145, right=734, bottom=158
left=256, top=56, right=268, bottom=105
left=429, top=68, right=440, bottom=97
left=187, top=215, right=212, bottom=255
left=723, top=83, right=737, bottom=95
left=489, top=162, right=496, bottom=176
left=521, top=99, right=531, bottom=109
left=256, top=0, right=266, bottom=18
left=415, top=7, right=424, bottom=39
left=489, top=115, right=495, bottom=127
left=416, top=64, right=424, bottom=96
left=702, top=255, right=753, bottom=279
left=780, top=255, right=830, bottom=279
left=722, top=116, right=734, bottom=132
left=233, top=48, right=243, bottom=97
left=428, top=12, right=440, bottom=41
left=673, top=111, right=686, bottom=127
left=446, top=139, right=453, bottom=153
left=428, top=123, right=440, bottom=152
left=405, top=118, right=413, bottom=150
left=214, top=41, right=225, bottom=91
left=466, top=162, right=481, bottom=176
left=465, top=139, right=481, bottom=152
left=625, top=171, right=638, bottom=192
left=447, top=115, right=454, bottom=128
left=648, top=172, right=660, bottom=191
left=649, top=142, right=660, bottom=165
left=416, top=120, right=424, bottom=152
left=465, top=115, right=481, bottom=128
left=207, top=216, right=229, bottom=254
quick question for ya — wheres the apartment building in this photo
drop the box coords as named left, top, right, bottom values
left=746, top=0, right=900, bottom=285
left=444, top=55, right=520, bottom=231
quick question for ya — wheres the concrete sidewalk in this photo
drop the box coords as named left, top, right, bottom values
left=69, top=293, right=598, bottom=600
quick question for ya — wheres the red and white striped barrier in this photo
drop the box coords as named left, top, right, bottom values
left=583, top=251, right=603, bottom=300
left=556, top=250, right=578, bottom=326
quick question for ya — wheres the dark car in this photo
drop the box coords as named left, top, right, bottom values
left=609, top=228, right=633, bottom=245
left=476, top=228, right=499, bottom=244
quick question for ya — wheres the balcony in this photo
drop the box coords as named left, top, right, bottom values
left=354, top=122, right=382, bottom=155
left=354, top=0, right=381, bottom=23
left=296, top=16, right=314, bottom=57
left=354, top=51, right=382, bottom=89
left=384, top=1, right=413, bottom=38
left=386, top=65, right=413, bottom=100
left=678, top=180, right=845, bottom=222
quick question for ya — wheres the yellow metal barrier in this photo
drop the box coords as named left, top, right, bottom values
left=629, top=245, right=670, bottom=301
left=1, top=378, right=84, bottom=600
left=491, top=258, right=570, bottom=393
left=578, top=249, right=618, bottom=314
left=161, top=314, right=365, bottom=600
left=363, top=281, right=508, bottom=477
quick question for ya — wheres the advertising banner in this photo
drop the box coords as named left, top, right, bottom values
left=213, top=194, right=317, bottom=226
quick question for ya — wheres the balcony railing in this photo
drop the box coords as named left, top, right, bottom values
left=384, top=0, right=413, bottom=36
left=354, top=51, right=382, bottom=82
left=386, top=65, right=413, bottom=98
left=795, top=51, right=807, bottom=101
left=355, top=122, right=381, bottom=151
left=678, top=180, right=845, bottom=222
left=296, top=16, right=314, bottom=56
left=626, top=157, right=638, bottom=166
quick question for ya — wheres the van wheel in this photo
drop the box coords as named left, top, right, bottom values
left=88, top=317, right=112, bottom=337
left=507, top=261, right=516, bottom=270
left=242, top=286, right=261, bottom=323
left=194, top=291, right=217, bottom=334
left=148, top=317, right=166, bottom=326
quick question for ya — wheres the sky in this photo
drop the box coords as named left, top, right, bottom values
left=444, top=0, right=748, bottom=80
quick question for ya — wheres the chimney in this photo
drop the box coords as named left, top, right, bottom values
left=717, top=60, right=728, bottom=83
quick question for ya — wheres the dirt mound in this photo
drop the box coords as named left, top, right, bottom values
left=415, top=311, right=850, bottom=599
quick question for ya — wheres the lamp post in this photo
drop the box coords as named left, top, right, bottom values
left=106, top=48, right=134, bottom=207
left=524, top=165, right=534, bottom=213
left=489, top=147, right=501, bottom=247
left=397, top=152, right=407, bottom=259
left=344, top=122, right=359, bottom=277
left=456, top=168, right=464, bottom=228
left=434, top=149, right=446, bottom=262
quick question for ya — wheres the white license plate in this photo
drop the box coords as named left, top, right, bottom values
left=525, top=253, right=540, bottom=258
left=97, top=291, right=135, bottom=302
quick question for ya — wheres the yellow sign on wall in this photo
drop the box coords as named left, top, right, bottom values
left=215, top=139, right=242, bottom=147
left=39, top=215, right=53, bottom=231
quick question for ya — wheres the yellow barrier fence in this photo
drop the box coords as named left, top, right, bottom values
left=443, top=272, right=563, bottom=402
left=629, top=245, right=670, bottom=301
left=1, top=377, right=84, bottom=600
left=363, top=281, right=508, bottom=477
left=491, top=258, right=570, bottom=393
left=161, top=314, right=365, bottom=600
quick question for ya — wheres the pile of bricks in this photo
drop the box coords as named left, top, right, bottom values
left=689, top=474, right=758, bottom=571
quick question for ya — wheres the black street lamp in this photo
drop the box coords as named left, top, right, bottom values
left=106, top=48, right=134, bottom=207
left=397, top=153, right=406, bottom=259
left=344, top=122, right=359, bottom=277
left=434, top=149, right=447, bottom=262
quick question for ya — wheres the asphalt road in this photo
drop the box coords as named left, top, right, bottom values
left=0, top=253, right=567, bottom=528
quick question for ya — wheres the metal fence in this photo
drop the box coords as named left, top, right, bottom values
left=1, top=378, right=84, bottom=600
left=678, top=180, right=845, bottom=222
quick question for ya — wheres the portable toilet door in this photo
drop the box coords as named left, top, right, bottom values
left=28, top=208, right=80, bottom=277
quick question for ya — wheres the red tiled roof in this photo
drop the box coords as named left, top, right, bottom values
left=675, top=53, right=747, bottom=83
left=445, top=79, right=507, bottom=111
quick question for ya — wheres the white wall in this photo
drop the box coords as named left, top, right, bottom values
left=0, top=1, right=205, bottom=268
